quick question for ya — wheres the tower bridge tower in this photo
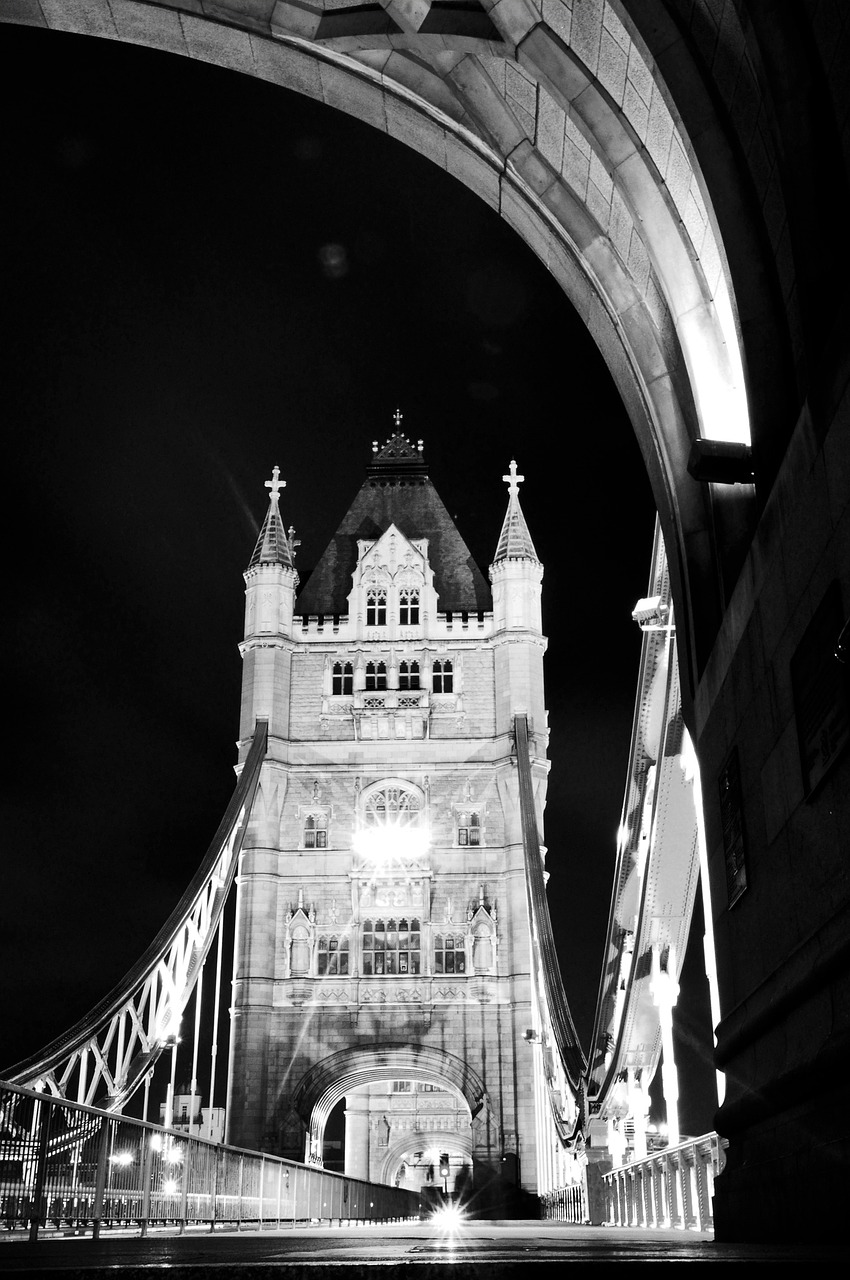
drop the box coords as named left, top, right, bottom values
left=227, top=430, right=578, bottom=1203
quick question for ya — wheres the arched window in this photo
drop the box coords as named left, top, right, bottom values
left=363, top=785, right=421, bottom=829
left=361, top=917, right=421, bottom=975
left=457, top=812, right=481, bottom=847
left=332, top=661, right=353, bottom=695
left=304, top=813, right=328, bottom=849
left=399, top=660, right=420, bottom=690
left=433, top=659, right=453, bottom=693
left=434, top=933, right=466, bottom=975
left=290, top=926, right=311, bottom=977
left=317, top=934, right=349, bottom=976
left=365, top=661, right=387, bottom=691
left=399, top=588, right=420, bottom=626
left=366, top=589, right=387, bottom=626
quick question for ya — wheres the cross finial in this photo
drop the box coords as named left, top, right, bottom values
left=503, top=459, right=524, bottom=498
left=265, top=465, right=286, bottom=505
left=393, top=408, right=403, bottom=430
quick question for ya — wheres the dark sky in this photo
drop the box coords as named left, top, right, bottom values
left=1, top=25, right=714, bottom=1133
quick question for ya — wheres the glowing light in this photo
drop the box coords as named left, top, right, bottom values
left=109, top=1151, right=133, bottom=1166
left=431, top=1203, right=466, bottom=1230
left=162, top=1178, right=179, bottom=1195
left=352, top=826, right=429, bottom=863
left=680, top=729, right=700, bottom=786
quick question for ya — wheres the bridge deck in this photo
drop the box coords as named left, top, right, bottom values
left=0, top=1221, right=843, bottom=1273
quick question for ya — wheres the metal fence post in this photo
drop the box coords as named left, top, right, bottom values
left=27, top=1096, right=51, bottom=1244
left=91, top=1115, right=111, bottom=1240
left=139, top=1132, right=154, bottom=1237
left=209, top=1146, right=220, bottom=1232
left=179, top=1137, right=190, bottom=1233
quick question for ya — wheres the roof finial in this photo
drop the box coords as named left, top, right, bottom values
left=393, top=408, right=403, bottom=429
left=502, top=459, right=524, bottom=498
left=265, top=465, right=286, bottom=505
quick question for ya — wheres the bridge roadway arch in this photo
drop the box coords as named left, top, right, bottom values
left=5, top=0, right=850, bottom=1245
left=289, top=1044, right=484, bottom=1177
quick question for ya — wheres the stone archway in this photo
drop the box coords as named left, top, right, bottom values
left=382, top=1127, right=473, bottom=1190
left=2, top=0, right=759, bottom=712
left=288, top=1043, right=489, bottom=1179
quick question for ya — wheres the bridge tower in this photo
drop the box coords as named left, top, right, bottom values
left=227, top=430, right=581, bottom=1203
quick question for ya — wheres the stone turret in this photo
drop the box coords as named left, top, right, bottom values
left=239, top=466, right=299, bottom=742
left=489, top=460, right=546, bottom=739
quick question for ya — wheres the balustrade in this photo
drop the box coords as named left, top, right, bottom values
left=601, top=1133, right=725, bottom=1232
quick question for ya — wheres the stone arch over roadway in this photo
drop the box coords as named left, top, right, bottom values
left=290, top=1044, right=488, bottom=1173
left=382, top=1128, right=472, bottom=1188
left=4, top=0, right=777, bottom=715
left=291, top=1042, right=488, bottom=1137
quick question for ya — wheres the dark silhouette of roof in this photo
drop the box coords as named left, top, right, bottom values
left=295, top=434, right=492, bottom=616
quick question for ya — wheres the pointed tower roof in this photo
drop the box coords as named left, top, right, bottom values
left=493, top=460, right=539, bottom=563
left=248, top=465, right=297, bottom=570
left=295, top=420, right=491, bottom=616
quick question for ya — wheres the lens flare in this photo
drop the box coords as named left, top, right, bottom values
left=431, top=1202, right=466, bottom=1230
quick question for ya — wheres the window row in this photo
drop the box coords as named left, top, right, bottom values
left=288, top=920, right=496, bottom=978
left=332, top=659, right=453, bottom=695
left=301, top=811, right=482, bottom=849
left=366, top=588, right=419, bottom=627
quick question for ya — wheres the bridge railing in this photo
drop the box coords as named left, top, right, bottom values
left=601, top=1133, right=726, bottom=1232
left=540, top=1178, right=588, bottom=1223
left=0, top=1083, right=421, bottom=1239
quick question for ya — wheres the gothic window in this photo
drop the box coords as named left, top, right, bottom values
left=363, top=785, right=421, bottom=830
left=433, top=659, right=453, bottom=693
left=391, top=1081, right=413, bottom=1093
left=289, top=926, right=311, bottom=977
left=317, top=934, right=349, bottom=976
left=332, top=661, right=353, bottom=695
left=399, top=588, right=420, bottom=626
left=365, top=661, right=387, bottom=691
left=434, top=933, right=466, bottom=975
left=361, top=918, right=421, bottom=975
left=303, top=813, right=328, bottom=849
left=366, top=589, right=387, bottom=626
left=399, top=660, right=420, bottom=691
left=457, top=812, right=481, bottom=847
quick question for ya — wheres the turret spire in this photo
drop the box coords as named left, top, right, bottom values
left=248, top=466, right=297, bottom=569
left=493, top=460, right=539, bottom=563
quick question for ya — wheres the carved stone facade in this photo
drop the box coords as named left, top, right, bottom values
left=226, top=433, right=564, bottom=1201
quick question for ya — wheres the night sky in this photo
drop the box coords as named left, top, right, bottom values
left=1, top=24, right=715, bottom=1134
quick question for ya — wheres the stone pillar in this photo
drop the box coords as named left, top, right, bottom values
left=344, top=1095, right=370, bottom=1181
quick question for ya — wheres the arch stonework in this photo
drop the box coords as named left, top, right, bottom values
left=288, top=1044, right=484, bottom=1176
left=291, top=1043, right=488, bottom=1122
left=381, top=1126, right=472, bottom=1189
left=7, top=0, right=850, bottom=1243
left=5, top=0, right=757, bottom=700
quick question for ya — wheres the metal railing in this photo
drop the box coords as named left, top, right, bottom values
left=0, top=1083, right=421, bottom=1239
left=601, top=1133, right=726, bottom=1232
left=540, top=1178, right=588, bottom=1223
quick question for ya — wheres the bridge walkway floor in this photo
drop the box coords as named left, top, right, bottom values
left=0, top=1220, right=845, bottom=1273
